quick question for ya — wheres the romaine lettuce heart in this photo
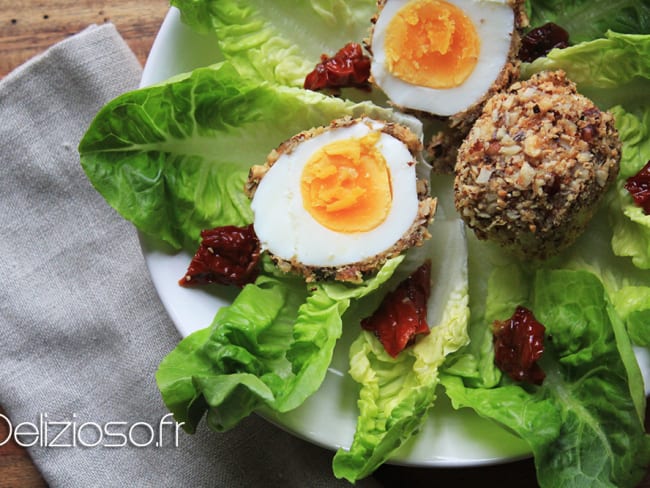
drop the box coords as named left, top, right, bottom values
left=333, top=216, right=470, bottom=482
left=441, top=267, right=650, bottom=488
left=170, top=0, right=378, bottom=88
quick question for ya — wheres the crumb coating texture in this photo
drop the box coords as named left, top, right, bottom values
left=454, top=70, right=621, bottom=259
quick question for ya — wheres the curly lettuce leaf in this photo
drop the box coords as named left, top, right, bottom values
left=170, top=0, right=376, bottom=87
left=79, top=61, right=405, bottom=251
left=526, top=0, right=650, bottom=43
left=442, top=268, right=650, bottom=488
left=156, top=272, right=304, bottom=432
left=276, top=256, right=405, bottom=413
left=332, top=218, right=470, bottom=482
left=156, top=257, right=403, bottom=433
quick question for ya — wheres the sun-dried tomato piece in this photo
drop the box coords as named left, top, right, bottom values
left=493, top=306, right=546, bottom=385
left=625, top=160, right=650, bottom=214
left=361, top=261, right=431, bottom=358
left=179, top=224, right=261, bottom=288
left=519, top=22, right=570, bottom=63
left=304, top=42, right=371, bottom=92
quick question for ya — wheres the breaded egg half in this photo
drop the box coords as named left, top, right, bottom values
left=246, top=117, right=436, bottom=283
left=369, top=0, right=523, bottom=118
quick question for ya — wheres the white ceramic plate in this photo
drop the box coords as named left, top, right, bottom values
left=138, top=7, right=650, bottom=467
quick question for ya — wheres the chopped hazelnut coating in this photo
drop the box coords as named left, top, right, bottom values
left=454, top=70, right=621, bottom=260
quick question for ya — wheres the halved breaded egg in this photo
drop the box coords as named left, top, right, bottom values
left=369, top=0, right=524, bottom=118
left=245, top=117, right=436, bottom=283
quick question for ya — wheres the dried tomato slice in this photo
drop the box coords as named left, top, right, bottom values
left=304, top=42, right=371, bottom=92
left=179, top=224, right=261, bottom=288
left=625, top=160, right=650, bottom=214
left=361, top=261, right=431, bottom=358
left=493, top=306, right=546, bottom=385
left=519, top=22, right=570, bottom=63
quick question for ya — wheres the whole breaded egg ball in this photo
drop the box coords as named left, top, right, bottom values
left=454, top=70, right=621, bottom=260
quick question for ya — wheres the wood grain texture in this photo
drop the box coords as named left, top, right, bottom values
left=0, top=1, right=649, bottom=487
left=0, top=407, right=46, bottom=488
left=0, top=0, right=168, bottom=77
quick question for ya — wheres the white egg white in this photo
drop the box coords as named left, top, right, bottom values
left=250, top=119, right=420, bottom=268
left=371, top=0, right=515, bottom=117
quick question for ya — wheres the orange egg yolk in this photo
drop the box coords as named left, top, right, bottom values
left=384, top=0, right=480, bottom=89
left=301, top=132, right=393, bottom=233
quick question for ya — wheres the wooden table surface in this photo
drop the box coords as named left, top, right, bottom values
left=0, top=1, right=169, bottom=486
left=0, top=0, right=166, bottom=78
left=0, top=1, right=649, bottom=487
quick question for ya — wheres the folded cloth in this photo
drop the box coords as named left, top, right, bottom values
left=0, top=23, right=380, bottom=488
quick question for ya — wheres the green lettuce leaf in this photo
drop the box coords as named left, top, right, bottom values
left=156, top=257, right=403, bottom=433
left=156, top=272, right=304, bottom=432
left=276, top=256, right=405, bottom=413
left=170, top=0, right=376, bottom=87
left=526, top=0, right=650, bottom=43
left=79, top=61, right=405, bottom=251
left=441, top=269, right=650, bottom=488
left=332, top=218, right=470, bottom=482
left=611, top=285, right=650, bottom=347
left=441, top=233, right=523, bottom=388
left=521, top=32, right=650, bottom=114
left=607, top=107, right=650, bottom=269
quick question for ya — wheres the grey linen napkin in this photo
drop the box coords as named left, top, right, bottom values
left=0, top=23, right=381, bottom=488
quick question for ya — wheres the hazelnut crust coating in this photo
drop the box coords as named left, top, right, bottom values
left=246, top=117, right=437, bottom=283
left=454, top=70, right=621, bottom=260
